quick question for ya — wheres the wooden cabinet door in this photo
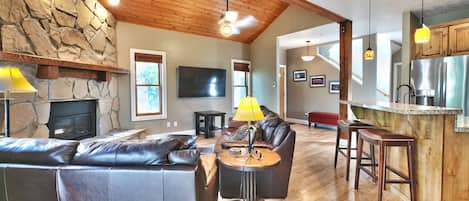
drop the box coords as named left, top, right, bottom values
left=415, top=27, right=448, bottom=59
left=449, top=22, right=469, bottom=56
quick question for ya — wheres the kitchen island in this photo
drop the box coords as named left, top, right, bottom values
left=342, top=100, right=469, bottom=201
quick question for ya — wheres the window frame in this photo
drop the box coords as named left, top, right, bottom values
left=231, top=59, right=251, bottom=109
left=130, top=48, right=167, bottom=121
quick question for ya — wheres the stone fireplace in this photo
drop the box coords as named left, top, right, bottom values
left=0, top=0, right=121, bottom=138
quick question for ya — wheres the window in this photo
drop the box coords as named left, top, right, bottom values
left=232, top=60, right=250, bottom=108
left=130, top=49, right=167, bottom=121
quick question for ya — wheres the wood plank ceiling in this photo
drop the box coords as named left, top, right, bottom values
left=98, top=0, right=289, bottom=43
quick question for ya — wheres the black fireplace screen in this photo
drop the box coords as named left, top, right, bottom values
left=48, top=100, right=97, bottom=140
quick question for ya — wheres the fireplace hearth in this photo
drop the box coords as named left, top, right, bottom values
left=48, top=100, right=97, bottom=140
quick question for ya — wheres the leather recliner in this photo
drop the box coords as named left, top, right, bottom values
left=0, top=136, right=218, bottom=201
left=219, top=106, right=296, bottom=199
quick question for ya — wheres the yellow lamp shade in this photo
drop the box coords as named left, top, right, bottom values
left=364, top=47, right=375, bottom=60
left=233, top=97, right=264, bottom=121
left=414, top=25, right=430, bottom=44
left=0, top=67, right=37, bottom=93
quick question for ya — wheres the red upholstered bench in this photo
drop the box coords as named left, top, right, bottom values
left=308, top=112, right=339, bottom=127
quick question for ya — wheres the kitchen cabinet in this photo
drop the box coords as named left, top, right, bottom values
left=415, top=27, right=448, bottom=59
left=449, top=22, right=469, bottom=56
left=414, top=18, right=469, bottom=59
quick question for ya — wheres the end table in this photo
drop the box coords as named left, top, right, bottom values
left=218, top=148, right=281, bottom=201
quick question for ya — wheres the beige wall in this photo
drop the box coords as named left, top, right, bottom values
left=116, top=22, right=250, bottom=133
left=286, top=46, right=339, bottom=119
left=250, top=5, right=331, bottom=112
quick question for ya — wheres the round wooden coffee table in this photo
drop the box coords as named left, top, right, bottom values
left=218, top=148, right=281, bottom=201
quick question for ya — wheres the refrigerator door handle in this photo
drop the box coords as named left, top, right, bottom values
left=441, top=62, right=447, bottom=106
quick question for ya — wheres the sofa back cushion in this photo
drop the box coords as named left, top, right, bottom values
left=73, top=138, right=183, bottom=166
left=168, top=149, right=200, bottom=165
left=0, top=138, right=79, bottom=165
left=271, top=122, right=291, bottom=147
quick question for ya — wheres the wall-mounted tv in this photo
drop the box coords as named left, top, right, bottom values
left=178, top=66, right=226, bottom=97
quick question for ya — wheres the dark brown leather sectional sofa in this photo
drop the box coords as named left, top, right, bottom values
left=219, top=106, right=296, bottom=199
left=0, top=135, right=218, bottom=201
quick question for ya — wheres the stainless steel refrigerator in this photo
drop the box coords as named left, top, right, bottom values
left=410, top=55, right=469, bottom=115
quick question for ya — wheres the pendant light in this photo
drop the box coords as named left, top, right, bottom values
left=414, top=0, right=430, bottom=43
left=301, top=41, right=315, bottom=61
left=364, top=0, right=374, bottom=60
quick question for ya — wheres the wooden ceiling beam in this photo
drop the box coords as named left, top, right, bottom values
left=279, top=0, right=347, bottom=22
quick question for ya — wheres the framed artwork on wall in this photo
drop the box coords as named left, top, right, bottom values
left=329, top=81, right=340, bottom=94
left=309, top=75, right=326, bottom=88
left=293, top=70, right=307, bottom=81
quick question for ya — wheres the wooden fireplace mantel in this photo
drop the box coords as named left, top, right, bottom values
left=0, top=51, right=129, bottom=81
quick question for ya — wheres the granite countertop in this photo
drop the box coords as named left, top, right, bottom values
left=341, top=100, right=469, bottom=133
left=341, top=100, right=463, bottom=115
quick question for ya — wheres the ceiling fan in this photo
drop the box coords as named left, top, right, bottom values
left=219, top=0, right=258, bottom=37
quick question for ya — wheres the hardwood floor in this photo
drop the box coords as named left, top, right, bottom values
left=206, top=124, right=403, bottom=201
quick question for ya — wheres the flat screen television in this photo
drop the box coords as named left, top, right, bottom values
left=178, top=66, right=226, bottom=97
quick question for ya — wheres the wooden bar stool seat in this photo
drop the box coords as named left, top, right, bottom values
left=334, top=119, right=376, bottom=181
left=354, top=128, right=417, bottom=201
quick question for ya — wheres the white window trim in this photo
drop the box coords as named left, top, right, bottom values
left=231, top=59, right=251, bottom=109
left=130, top=48, right=167, bottom=121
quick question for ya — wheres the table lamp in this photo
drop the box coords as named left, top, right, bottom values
left=233, top=96, right=264, bottom=154
left=0, top=67, right=37, bottom=137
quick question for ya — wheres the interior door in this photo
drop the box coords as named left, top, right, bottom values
left=279, top=67, right=285, bottom=119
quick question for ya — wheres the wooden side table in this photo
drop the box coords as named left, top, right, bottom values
left=194, top=111, right=226, bottom=138
left=218, top=148, right=281, bottom=201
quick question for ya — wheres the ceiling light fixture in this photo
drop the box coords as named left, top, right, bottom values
left=415, top=0, right=430, bottom=44
left=219, top=0, right=238, bottom=37
left=108, top=0, right=120, bottom=6
left=364, top=0, right=374, bottom=60
left=301, top=41, right=315, bottom=62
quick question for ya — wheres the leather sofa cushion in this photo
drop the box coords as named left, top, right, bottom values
left=271, top=122, right=291, bottom=147
left=145, top=134, right=197, bottom=150
left=72, top=138, right=181, bottom=166
left=168, top=149, right=200, bottom=165
left=0, top=138, right=79, bottom=165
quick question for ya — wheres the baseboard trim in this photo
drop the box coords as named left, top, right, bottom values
left=285, top=118, right=308, bottom=125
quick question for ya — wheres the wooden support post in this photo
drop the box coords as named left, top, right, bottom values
left=37, top=65, right=60, bottom=79
left=339, top=20, right=352, bottom=120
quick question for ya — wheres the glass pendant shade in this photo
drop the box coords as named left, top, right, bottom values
left=302, top=41, right=315, bottom=62
left=364, top=47, right=375, bottom=60
left=415, top=25, right=430, bottom=44
left=301, top=56, right=315, bottom=61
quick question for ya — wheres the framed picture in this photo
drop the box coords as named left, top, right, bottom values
left=293, top=70, right=307, bottom=82
left=329, top=81, right=340, bottom=94
left=309, top=75, right=326, bottom=88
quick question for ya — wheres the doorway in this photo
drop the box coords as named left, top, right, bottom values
left=279, top=65, right=286, bottom=119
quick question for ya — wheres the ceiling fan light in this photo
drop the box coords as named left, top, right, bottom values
left=415, top=24, right=430, bottom=44
left=108, top=0, right=120, bottom=6
left=220, top=22, right=233, bottom=37
left=364, top=47, right=375, bottom=60
left=301, top=56, right=315, bottom=62
left=224, top=11, right=238, bottom=23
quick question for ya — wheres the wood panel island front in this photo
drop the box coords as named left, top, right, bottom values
left=342, top=101, right=469, bottom=201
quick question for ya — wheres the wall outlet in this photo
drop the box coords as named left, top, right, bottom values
left=173, top=121, right=178, bottom=127
left=166, top=122, right=171, bottom=128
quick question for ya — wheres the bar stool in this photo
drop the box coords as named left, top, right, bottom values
left=354, top=128, right=417, bottom=201
left=334, top=119, right=376, bottom=181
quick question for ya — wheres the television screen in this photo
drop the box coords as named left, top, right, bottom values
left=178, top=66, right=226, bottom=97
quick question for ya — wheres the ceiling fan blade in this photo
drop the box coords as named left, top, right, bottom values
left=232, top=27, right=240, bottom=34
left=235, top=16, right=258, bottom=29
